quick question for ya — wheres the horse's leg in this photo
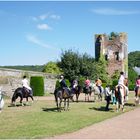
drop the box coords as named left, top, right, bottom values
left=64, top=99, right=66, bottom=111
left=20, top=96, right=24, bottom=106
left=76, top=93, right=78, bottom=102
left=59, top=99, right=62, bottom=112
left=30, top=95, right=34, bottom=103
left=66, top=99, right=69, bottom=111
left=26, top=97, right=29, bottom=105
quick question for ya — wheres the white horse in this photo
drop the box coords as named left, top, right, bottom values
left=90, top=83, right=104, bottom=102
left=0, top=87, right=4, bottom=113
left=115, top=85, right=125, bottom=112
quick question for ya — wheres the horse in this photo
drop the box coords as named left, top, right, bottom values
left=11, top=87, right=34, bottom=106
left=83, top=85, right=92, bottom=102
left=71, top=85, right=82, bottom=102
left=135, top=87, right=140, bottom=105
left=115, top=79, right=129, bottom=112
left=0, top=88, right=4, bottom=113
left=90, top=83, right=104, bottom=102
left=54, top=88, right=73, bottom=111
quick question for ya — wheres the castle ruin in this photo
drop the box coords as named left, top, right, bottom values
left=95, top=32, right=128, bottom=77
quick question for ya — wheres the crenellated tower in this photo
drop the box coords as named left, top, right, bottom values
left=95, top=32, right=128, bottom=77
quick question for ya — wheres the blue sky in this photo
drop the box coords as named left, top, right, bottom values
left=0, top=1, right=140, bottom=66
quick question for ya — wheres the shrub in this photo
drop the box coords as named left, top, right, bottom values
left=78, top=77, right=86, bottom=88
left=30, top=76, right=44, bottom=96
left=129, top=84, right=135, bottom=91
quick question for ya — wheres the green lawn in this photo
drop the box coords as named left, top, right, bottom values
left=0, top=92, right=137, bottom=139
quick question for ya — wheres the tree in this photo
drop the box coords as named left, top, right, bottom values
left=58, top=49, right=81, bottom=81
left=128, top=51, right=140, bottom=67
left=42, top=61, right=62, bottom=74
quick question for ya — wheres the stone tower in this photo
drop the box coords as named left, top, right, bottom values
left=95, top=32, right=128, bottom=77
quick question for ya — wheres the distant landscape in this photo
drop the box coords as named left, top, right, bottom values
left=0, top=51, right=140, bottom=73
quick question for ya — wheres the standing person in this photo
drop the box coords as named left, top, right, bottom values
left=22, top=76, right=33, bottom=96
left=95, top=78, right=102, bottom=94
left=104, top=85, right=112, bottom=111
left=135, top=75, right=140, bottom=97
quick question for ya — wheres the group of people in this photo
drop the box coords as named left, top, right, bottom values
left=21, top=71, right=140, bottom=111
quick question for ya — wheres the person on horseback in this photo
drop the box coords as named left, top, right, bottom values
left=71, top=78, right=78, bottom=93
left=85, top=77, right=91, bottom=87
left=135, top=75, right=140, bottom=97
left=117, top=71, right=129, bottom=99
left=95, top=78, right=102, bottom=94
left=22, top=76, right=33, bottom=97
left=59, top=75, right=72, bottom=97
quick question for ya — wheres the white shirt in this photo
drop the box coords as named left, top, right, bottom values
left=22, top=78, right=31, bottom=90
left=118, top=75, right=125, bottom=85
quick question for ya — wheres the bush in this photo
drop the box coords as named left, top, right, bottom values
left=78, top=77, right=86, bottom=88
left=30, top=76, right=44, bottom=96
left=129, top=84, right=135, bottom=91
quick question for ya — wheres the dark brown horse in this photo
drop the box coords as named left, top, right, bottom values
left=54, top=88, right=74, bottom=111
left=11, top=87, right=34, bottom=106
left=71, top=85, right=82, bottom=102
left=135, top=87, right=140, bottom=105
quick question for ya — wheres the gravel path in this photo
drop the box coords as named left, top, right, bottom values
left=49, top=107, right=140, bottom=139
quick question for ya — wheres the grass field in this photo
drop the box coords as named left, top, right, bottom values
left=0, top=92, right=137, bottom=139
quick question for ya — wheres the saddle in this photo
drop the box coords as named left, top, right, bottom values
left=115, top=85, right=126, bottom=97
left=22, top=87, right=30, bottom=97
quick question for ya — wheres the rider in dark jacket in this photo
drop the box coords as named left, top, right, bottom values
left=59, top=75, right=71, bottom=96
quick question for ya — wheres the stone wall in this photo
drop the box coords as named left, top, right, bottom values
left=95, top=32, right=128, bottom=77
left=0, top=68, right=57, bottom=97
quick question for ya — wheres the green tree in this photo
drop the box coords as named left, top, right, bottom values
left=42, top=61, right=62, bottom=74
left=128, top=51, right=140, bottom=67
left=58, top=49, right=81, bottom=81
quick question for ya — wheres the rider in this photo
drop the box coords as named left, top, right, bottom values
left=59, top=75, right=71, bottom=96
left=71, top=78, right=78, bottom=93
left=22, top=76, right=33, bottom=97
left=95, top=78, right=102, bottom=94
left=117, top=71, right=129, bottom=98
left=135, top=75, right=140, bottom=97
left=85, top=77, right=91, bottom=87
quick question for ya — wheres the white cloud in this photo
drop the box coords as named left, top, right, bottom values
left=32, top=13, right=61, bottom=21
left=26, top=34, right=52, bottom=49
left=39, top=14, right=49, bottom=20
left=91, top=8, right=140, bottom=15
left=37, top=23, right=52, bottom=30
left=50, top=14, right=61, bottom=20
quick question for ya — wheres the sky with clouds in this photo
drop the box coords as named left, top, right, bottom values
left=0, top=1, right=140, bottom=66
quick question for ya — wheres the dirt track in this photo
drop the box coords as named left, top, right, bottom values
left=40, top=92, right=140, bottom=139
left=49, top=107, right=140, bottom=139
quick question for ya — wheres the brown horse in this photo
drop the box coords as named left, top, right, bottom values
left=54, top=88, right=73, bottom=111
left=135, top=87, right=140, bottom=105
left=71, top=85, right=82, bottom=102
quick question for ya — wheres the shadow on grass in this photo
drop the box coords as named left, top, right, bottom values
left=42, top=107, right=58, bottom=112
left=8, top=103, right=31, bottom=107
left=125, top=102, right=135, bottom=107
left=89, top=106, right=114, bottom=112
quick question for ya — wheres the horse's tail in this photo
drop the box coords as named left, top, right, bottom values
left=54, top=89, right=58, bottom=103
left=11, top=91, right=16, bottom=103
left=11, top=88, right=22, bottom=103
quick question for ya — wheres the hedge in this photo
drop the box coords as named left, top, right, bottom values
left=30, top=76, right=44, bottom=96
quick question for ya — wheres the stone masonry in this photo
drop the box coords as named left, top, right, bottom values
left=95, top=32, right=128, bottom=77
left=0, top=68, right=57, bottom=97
